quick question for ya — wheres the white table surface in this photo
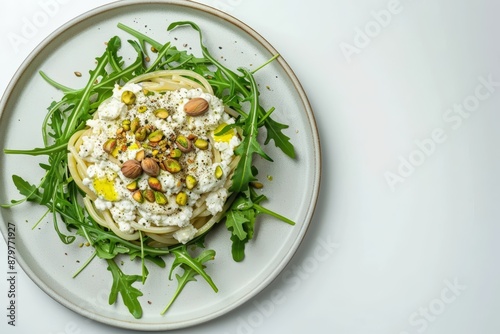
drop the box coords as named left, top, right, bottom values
left=1, top=0, right=500, bottom=333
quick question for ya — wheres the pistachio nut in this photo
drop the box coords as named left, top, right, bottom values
left=154, top=108, right=169, bottom=119
left=163, top=158, right=182, bottom=174
left=132, top=190, right=144, bottom=203
left=214, top=165, right=223, bottom=179
left=175, top=135, right=192, bottom=153
left=169, top=148, right=182, bottom=159
left=102, top=138, right=117, bottom=154
left=122, top=119, right=131, bottom=131
left=148, top=177, right=162, bottom=192
left=148, top=129, right=164, bottom=143
left=154, top=191, right=168, bottom=205
left=135, top=126, right=148, bottom=141
left=126, top=180, right=138, bottom=191
left=250, top=181, right=264, bottom=189
left=135, top=150, right=145, bottom=162
left=121, top=90, right=136, bottom=105
left=143, top=189, right=155, bottom=203
left=185, top=175, right=197, bottom=190
left=176, top=192, right=188, bottom=206
left=194, top=138, right=208, bottom=150
left=130, top=117, right=140, bottom=133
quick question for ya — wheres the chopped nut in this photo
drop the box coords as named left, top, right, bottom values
left=121, top=90, right=136, bottom=105
left=148, top=129, right=164, bottom=143
left=148, top=177, right=162, bottom=192
left=163, top=159, right=182, bottom=173
left=135, top=150, right=145, bottom=162
left=122, top=119, right=131, bottom=131
left=132, top=190, right=144, bottom=203
left=102, top=138, right=117, bottom=154
left=175, top=135, right=192, bottom=152
left=169, top=148, right=182, bottom=159
left=176, top=192, right=188, bottom=206
left=126, top=180, right=138, bottom=191
left=154, top=191, right=168, bottom=205
left=185, top=175, right=197, bottom=190
left=143, top=189, right=155, bottom=202
left=135, top=126, right=148, bottom=141
left=154, top=108, right=169, bottom=119
left=214, top=165, right=223, bottom=179
left=130, top=117, right=140, bottom=133
left=194, top=138, right=208, bottom=150
left=250, top=181, right=264, bottom=189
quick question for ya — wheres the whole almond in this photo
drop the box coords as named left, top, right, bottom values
left=183, top=97, right=209, bottom=116
left=141, top=157, right=160, bottom=177
left=121, top=160, right=142, bottom=179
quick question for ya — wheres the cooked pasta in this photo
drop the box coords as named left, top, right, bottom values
left=67, top=70, right=241, bottom=246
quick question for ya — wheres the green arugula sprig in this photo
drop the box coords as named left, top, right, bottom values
left=161, top=245, right=217, bottom=314
left=107, top=258, right=144, bottom=319
left=1, top=21, right=296, bottom=318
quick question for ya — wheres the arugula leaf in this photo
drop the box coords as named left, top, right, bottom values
left=230, top=68, right=273, bottom=192
left=225, top=188, right=295, bottom=261
left=169, top=245, right=218, bottom=291
left=230, top=234, right=247, bottom=262
left=107, top=259, right=143, bottom=319
left=5, top=175, right=41, bottom=205
left=225, top=210, right=249, bottom=241
left=161, top=246, right=217, bottom=314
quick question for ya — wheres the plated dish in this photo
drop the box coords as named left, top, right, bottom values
left=0, top=0, right=320, bottom=330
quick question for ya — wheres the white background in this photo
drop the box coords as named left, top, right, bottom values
left=1, top=0, right=500, bottom=333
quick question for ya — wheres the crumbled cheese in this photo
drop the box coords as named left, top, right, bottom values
left=97, top=97, right=127, bottom=121
left=173, top=224, right=198, bottom=244
left=78, top=83, right=239, bottom=244
left=206, top=188, right=228, bottom=215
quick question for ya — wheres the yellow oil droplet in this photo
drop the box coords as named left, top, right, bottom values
left=93, top=178, right=119, bottom=201
left=128, top=142, right=140, bottom=150
left=213, top=123, right=234, bottom=142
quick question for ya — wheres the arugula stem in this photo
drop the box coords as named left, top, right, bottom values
left=63, top=54, right=109, bottom=140
left=4, top=142, right=68, bottom=156
left=145, top=42, right=171, bottom=73
left=32, top=208, right=50, bottom=230
left=73, top=251, right=97, bottom=278
left=253, top=203, right=295, bottom=225
left=39, top=70, right=75, bottom=93
left=251, top=53, right=280, bottom=74
left=139, top=231, right=147, bottom=284
left=118, top=22, right=162, bottom=51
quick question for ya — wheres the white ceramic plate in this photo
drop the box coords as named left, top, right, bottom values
left=0, top=0, right=320, bottom=330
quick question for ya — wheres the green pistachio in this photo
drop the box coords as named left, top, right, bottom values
left=121, top=90, right=136, bottom=105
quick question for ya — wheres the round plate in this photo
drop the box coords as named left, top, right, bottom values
left=0, top=0, right=320, bottom=330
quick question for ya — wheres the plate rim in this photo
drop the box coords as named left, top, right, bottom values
left=0, top=0, right=322, bottom=330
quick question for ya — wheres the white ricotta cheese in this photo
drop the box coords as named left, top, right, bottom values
left=79, top=84, right=239, bottom=243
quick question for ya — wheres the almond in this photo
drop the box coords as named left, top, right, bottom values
left=141, top=158, right=160, bottom=177
left=121, top=160, right=142, bottom=179
left=183, top=97, right=209, bottom=116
